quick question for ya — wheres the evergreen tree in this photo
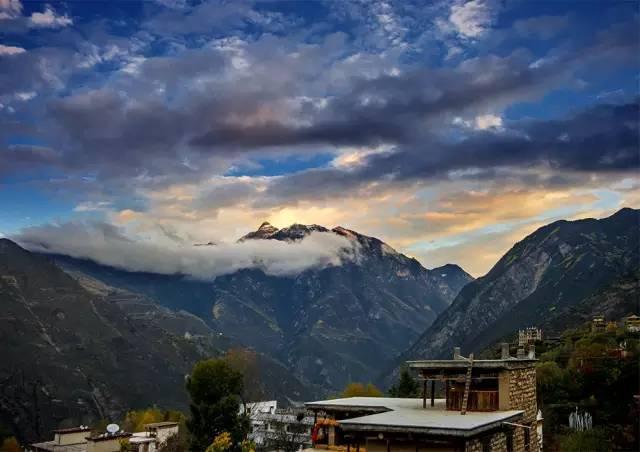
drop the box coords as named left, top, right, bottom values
left=186, top=359, right=250, bottom=452
left=388, top=366, right=419, bottom=398
left=339, top=382, right=383, bottom=397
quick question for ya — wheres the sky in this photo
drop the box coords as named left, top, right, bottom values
left=1, top=0, right=639, bottom=277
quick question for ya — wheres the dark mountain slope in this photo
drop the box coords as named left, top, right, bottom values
left=208, top=224, right=473, bottom=390
left=0, top=239, right=224, bottom=440
left=0, top=239, right=312, bottom=442
left=396, top=208, right=639, bottom=365
left=44, top=224, right=473, bottom=393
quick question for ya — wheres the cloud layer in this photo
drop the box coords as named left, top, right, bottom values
left=14, top=222, right=360, bottom=279
left=1, top=0, right=639, bottom=276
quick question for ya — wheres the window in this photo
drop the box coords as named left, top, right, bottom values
left=481, top=436, right=491, bottom=452
left=506, top=430, right=513, bottom=452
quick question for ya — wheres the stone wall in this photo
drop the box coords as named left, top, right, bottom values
left=508, top=366, right=538, bottom=452
left=464, top=431, right=507, bottom=452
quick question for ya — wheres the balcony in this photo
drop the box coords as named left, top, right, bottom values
left=446, top=388, right=499, bottom=412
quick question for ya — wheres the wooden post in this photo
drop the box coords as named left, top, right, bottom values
left=430, top=380, right=435, bottom=407
left=461, top=353, right=474, bottom=415
left=422, top=377, right=427, bottom=408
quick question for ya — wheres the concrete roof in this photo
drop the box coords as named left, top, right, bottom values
left=407, top=358, right=536, bottom=370
left=144, top=421, right=179, bottom=428
left=29, top=441, right=86, bottom=452
left=51, top=427, right=91, bottom=434
left=305, top=397, right=523, bottom=438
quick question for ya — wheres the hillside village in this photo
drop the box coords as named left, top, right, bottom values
left=8, top=313, right=637, bottom=452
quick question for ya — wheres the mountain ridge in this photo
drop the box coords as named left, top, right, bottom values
left=0, top=239, right=314, bottom=441
left=386, top=207, right=639, bottom=380
left=37, top=222, right=473, bottom=393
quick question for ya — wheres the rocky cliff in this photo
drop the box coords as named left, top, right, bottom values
left=394, top=208, right=639, bottom=367
left=46, top=223, right=473, bottom=393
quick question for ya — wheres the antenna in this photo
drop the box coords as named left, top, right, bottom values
left=106, top=424, right=120, bottom=434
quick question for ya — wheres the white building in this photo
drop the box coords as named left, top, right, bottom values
left=242, top=401, right=314, bottom=449
left=518, top=327, right=543, bottom=346
left=28, top=422, right=179, bottom=452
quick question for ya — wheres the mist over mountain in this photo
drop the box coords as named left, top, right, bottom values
left=0, top=238, right=219, bottom=440
left=0, top=237, right=317, bottom=441
left=14, top=221, right=360, bottom=279
left=40, top=222, right=473, bottom=393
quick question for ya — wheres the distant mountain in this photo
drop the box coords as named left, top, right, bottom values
left=0, top=239, right=311, bottom=442
left=45, top=223, right=473, bottom=393
left=238, top=221, right=280, bottom=241
left=209, top=224, right=473, bottom=390
left=392, top=208, right=639, bottom=369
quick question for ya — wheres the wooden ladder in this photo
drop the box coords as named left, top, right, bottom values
left=460, top=353, right=474, bottom=415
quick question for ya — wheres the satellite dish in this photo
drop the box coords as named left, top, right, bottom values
left=106, top=424, right=120, bottom=434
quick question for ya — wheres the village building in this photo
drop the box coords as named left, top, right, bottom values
left=624, top=314, right=640, bottom=333
left=29, top=427, right=93, bottom=452
left=85, top=433, right=132, bottom=452
left=305, top=344, right=540, bottom=452
left=243, top=400, right=314, bottom=448
left=27, top=423, right=179, bottom=452
left=591, top=315, right=606, bottom=333
left=518, top=328, right=542, bottom=347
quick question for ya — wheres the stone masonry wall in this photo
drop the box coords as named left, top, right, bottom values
left=465, top=431, right=507, bottom=452
left=508, top=366, right=538, bottom=452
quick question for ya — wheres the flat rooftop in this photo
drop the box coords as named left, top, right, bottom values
left=144, top=421, right=179, bottom=428
left=29, top=441, right=86, bottom=452
left=407, top=358, right=536, bottom=371
left=51, top=427, right=91, bottom=434
left=305, top=397, right=523, bottom=438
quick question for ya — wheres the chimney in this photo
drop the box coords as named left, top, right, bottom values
left=528, top=343, right=536, bottom=359
left=501, top=343, right=510, bottom=359
left=517, top=346, right=525, bottom=359
left=453, top=347, right=461, bottom=360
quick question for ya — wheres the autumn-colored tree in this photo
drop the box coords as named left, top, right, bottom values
left=0, top=437, right=21, bottom=452
left=121, top=408, right=186, bottom=433
left=224, top=348, right=265, bottom=403
left=205, top=432, right=232, bottom=452
left=339, top=382, right=383, bottom=398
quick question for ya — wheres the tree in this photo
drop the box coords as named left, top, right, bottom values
left=121, top=408, right=186, bottom=434
left=205, top=432, right=232, bottom=452
left=388, top=367, right=419, bottom=398
left=558, top=428, right=610, bottom=452
left=187, top=359, right=250, bottom=452
left=224, top=348, right=265, bottom=403
left=339, top=382, right=383, bottom=398
left=157, top=433, right=189, bottom=452
left=0, top=437, right=21, bottom=452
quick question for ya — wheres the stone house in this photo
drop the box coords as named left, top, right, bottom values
left=518, top=328, right=542, bottom=347
left=305, top=345, right=540, bottom=452
left=28, top=422, right=179, bottom=452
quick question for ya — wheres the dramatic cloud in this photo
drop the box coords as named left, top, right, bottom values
left=448, top=0, right=496, bottom=39
left=0, top=0, right=21, bottom=20
left=2, top=0, right=639, bottom=275
left=14, top=221, right=360, bottom=279
left=258, top=100, right=640, bottom=205
left=0, top=44, right=25, bottom=55
left=29, top=5, right=72, bottom=28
